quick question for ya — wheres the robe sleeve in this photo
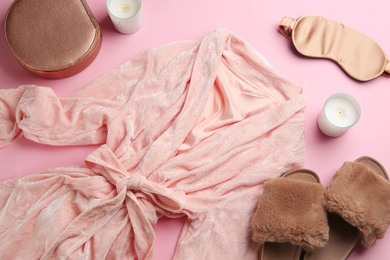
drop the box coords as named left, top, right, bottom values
left=0, top=85, right=29, bottom=146
left=0, top=52, right=149, bottom=148
left=0, top=39, right=199, bottom=149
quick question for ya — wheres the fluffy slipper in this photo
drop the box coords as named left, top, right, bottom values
left=305, top=156, right=390, bottom=260
left=251, top=169, right=329, bottom=260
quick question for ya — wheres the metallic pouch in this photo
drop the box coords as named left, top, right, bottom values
left=4, top=0, right=102, bottom=79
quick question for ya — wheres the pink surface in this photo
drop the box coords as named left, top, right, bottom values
left=0, top=0, right=389, bottom=259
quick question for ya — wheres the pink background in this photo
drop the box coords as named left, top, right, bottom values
left=1, top=0, right=389, bottom=259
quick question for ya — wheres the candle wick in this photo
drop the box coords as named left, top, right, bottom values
left=337, top=109, right=345, bottom=117
left=122, top=5, right=129, bottom=12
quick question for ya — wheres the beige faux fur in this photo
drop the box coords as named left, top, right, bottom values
left=251, top=177, right=329, bottom=251
left=325, top=161, right=390, bottom=247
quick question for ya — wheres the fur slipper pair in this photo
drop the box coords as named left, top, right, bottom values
left=250, top=156, right=390, bottom=260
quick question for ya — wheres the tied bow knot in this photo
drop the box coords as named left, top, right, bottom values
left=116, top=173, right=146, bottom=193
left=84, top=144, right=186, bottom=260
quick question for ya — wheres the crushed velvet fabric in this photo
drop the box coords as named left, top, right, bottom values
left=0, top=28, right=307, bottom=259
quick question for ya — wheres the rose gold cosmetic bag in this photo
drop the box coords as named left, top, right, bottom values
left=4, top=0, right=101, bottom=78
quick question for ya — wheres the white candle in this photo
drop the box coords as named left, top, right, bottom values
left=317, top=93, right=361, bottom=137
left=107, top=0, right=142, bottom=34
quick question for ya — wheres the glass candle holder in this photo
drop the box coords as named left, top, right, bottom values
left=107, top=0, right=142, bottom=34
left=317, top=93, right=361, bottom=137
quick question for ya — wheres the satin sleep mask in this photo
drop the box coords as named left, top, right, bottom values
left=279, top=15, right=390, bottom=81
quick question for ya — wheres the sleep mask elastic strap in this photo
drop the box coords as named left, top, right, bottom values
left=279, top=17, right=295, bottom=40
left=385, top=62, right=390, bottom=77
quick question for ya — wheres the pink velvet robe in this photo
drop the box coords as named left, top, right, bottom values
left=0, top=29, right=307, bottom=259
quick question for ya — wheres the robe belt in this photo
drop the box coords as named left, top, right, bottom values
left=84, top=144, right=186, bottom=260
